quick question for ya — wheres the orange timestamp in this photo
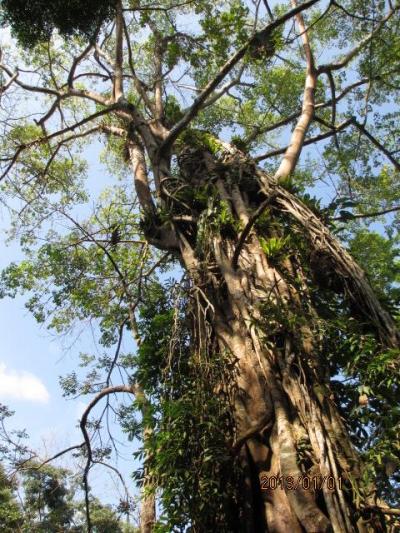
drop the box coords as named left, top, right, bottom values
left=260, top=475, right=342, bottom=491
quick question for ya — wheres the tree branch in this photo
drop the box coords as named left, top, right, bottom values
left=68, top=41, right=95, bottom=88
left=158, top=0, right=320, bottom=154
left=232, top=191, right=278, bottom=269
left=114, top=1, right=124, bottom=102
left=80, top=384, right=137, bottom=532
left=333, top=205, right=400, bottom=221
left=0, top=71, right=17, bottom=94
left=201, top=65, right=246, bottom=109
left=245, top=71, right=398, bottom=144
left=105, top=320, right=128, bottom=386
left=272, top=0, right=317, bottom=182
left=122, top=18, right=154, bottom=111
left=153, top=36, right=165, bottom=120
left=351, top=118, right=400, bottom=171
left=318, top=4, right=399, bottom=74
left=0, top=106, right=114, bottom=181
left=127, top=135, right=157, bottom=214
left=255, top=118, right=353, bottom=161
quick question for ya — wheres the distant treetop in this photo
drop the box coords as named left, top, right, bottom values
left=0, top=0, right=116, bottom=46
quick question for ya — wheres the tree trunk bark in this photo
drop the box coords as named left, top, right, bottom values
left=165, top=145, right=398, bottom=532
left=179, top=234, right=353, bottom=531
left=129, top=136, right=399, bottom=531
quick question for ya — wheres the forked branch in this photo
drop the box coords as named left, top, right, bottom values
left=159, top=0, right=320, bottom=154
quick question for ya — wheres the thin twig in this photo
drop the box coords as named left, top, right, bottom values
left=333, top=205, right=400, bottom=221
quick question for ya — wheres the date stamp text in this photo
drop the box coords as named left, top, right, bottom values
left=260, top=475, right=342, bottom=491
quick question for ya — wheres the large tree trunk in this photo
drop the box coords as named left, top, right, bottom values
left=151, top=144, right=399, bottom=532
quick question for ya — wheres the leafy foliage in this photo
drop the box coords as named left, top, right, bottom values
left=132, top=283, right=241, bottom=532
left=0, top=0, right=116, bottom=46
left=0, top=464, right=23, bottom=532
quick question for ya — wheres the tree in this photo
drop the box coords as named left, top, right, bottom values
left=21, top=463, right=79, bottom=531
left=0, top=401, right=139, bottom=531
left=0, top=408, right=138, bottom=532
left=0, top=464, right=23, bottom=532
left=0, top=0, right=399, bottom=531
left=1, top=461, right=138, bottom=532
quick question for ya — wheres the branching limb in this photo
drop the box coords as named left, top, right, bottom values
left=0, top=60, right=112, bottom=107
left=263, top=0, right=274, bottom=20
left=257, top=114, right=400, bottom=171
left=0, top=71, right=17, bottom=95
left=245, top=71, right=398, bottom=144
left=316, top=115, right=400, bottom=170
left=351, top=118, right=400, bottom=171
left=0, top=105, right=114, bottom=181
left=122, top=18, right=154, bottom=111
left=201, top=65, right=246, bottom=109
left=255, top=118, right=353, bottom=161
left=68, top=41, right=96, bottom=88
left=332, top=0, right=379, bottom=23
left=325, top=70, right=337, bottom=126
left=37, top=96, right=67, bottom=126
left=272, top=0, right=317, bottom=182
left=159, top=0, right=320, bottom=154
left=80, top=384, right=137, bottom=532
left=0, top=61, right=60, bottom=97
left=333, top=205, right=400, bottom=221
left=318, top=4, right=399, bottom=74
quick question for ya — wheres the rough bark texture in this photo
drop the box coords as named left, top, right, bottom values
left=138, top=142, right=399, bottom=532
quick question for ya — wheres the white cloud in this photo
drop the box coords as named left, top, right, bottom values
left=0, top=363, right=50, bottom=403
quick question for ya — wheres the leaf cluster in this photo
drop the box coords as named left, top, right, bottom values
left=0, top=0, right=116, bottom=47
